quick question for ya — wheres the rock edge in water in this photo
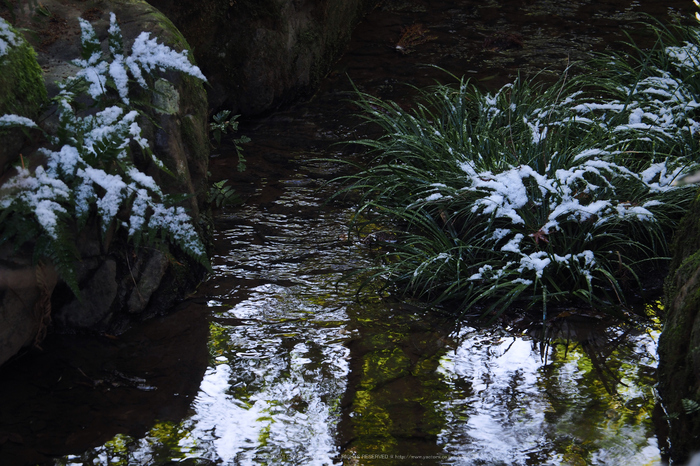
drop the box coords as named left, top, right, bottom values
left=659, top=189, right=700, bottom=463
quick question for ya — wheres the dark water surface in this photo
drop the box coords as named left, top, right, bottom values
left=0, top=1, right=695, bottom=465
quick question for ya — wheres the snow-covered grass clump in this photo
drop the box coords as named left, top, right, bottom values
left=341, top=19, right=700, bottom=317
left=0, top=14, right=209, bottom=294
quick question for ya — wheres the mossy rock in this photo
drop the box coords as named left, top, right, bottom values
left=659, top=190, right=700, bottom=463
left=0, top=18, right=47, bottom=176
left=0, top=0, right=210, bottom=342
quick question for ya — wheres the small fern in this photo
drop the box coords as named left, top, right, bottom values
left=210, top=110, right=250, bottom=172
left=682, top=398, right=700, bottom=415
left=208, top=179, right=241, bottom=209
left=0, top=13, right=210, bottom=296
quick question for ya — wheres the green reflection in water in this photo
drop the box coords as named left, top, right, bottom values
left=540, top=324, right=660, bottom=465
left=342, top=308, right=661, bottom=466
left=53, top=316, right=662, bottom=466
left=208, top=321, right=230, bottom=358
left=342, top=304, right=453, bottom=465
left=55, top=421, right=205, bottom=466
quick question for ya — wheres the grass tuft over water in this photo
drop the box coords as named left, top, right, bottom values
left=337, top=17, right=700, bottom=319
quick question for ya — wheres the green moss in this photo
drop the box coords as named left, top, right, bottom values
left=147, top=8, right=192, bottom=52
left=180, top=113, right=207, bottom=168
left=0, top=21, right=47, bottom=173
left=0, top=40, right=46, bottom=115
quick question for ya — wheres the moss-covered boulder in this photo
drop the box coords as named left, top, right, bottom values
left=658, top=190, right=700, bottom=463
left=146, top=0, right=377, bottom=114
left=0, top=17, right=47, bottom=176
left=0, top=0, right=212, bottom=365
left=0, top=17, right=50, bottom=367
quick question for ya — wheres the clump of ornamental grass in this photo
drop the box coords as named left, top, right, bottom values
left=0, top=14, right=209, bottom=295
left=339, top=16, right=700, bottom=319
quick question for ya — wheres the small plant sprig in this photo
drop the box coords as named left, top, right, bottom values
left=682, top=398, right=700, bottom=415
left=395, top=24, right=437, bottom=54
left=0, top=13, right=210, bottom=295
left=210, top=109, right=250, bottom=172
left=207, top=179, right=241, bottom=209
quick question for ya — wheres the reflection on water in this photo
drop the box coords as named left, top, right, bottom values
left=185, top=293, right=351, bottom=464
left=439, top=333, right=548, bottom=465
left=437, top=322, right=660, bottom=465
left=339, top=301, right=661, bottom=466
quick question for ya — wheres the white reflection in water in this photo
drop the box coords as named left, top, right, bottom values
left=184, top=364, right=262, bottom=461
left=438, top=331, right=549, bottom=465
left=180, top=286, right=349, bottom=466
left=183, top=350, right=346, bottom=465
left=437, top=327, right=661, bottom=466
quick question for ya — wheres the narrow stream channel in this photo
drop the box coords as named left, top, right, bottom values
left=0, top=1, right=695, bottom=465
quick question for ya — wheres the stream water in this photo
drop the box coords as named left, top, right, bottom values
left=0, top=1, right=696, bottom=465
